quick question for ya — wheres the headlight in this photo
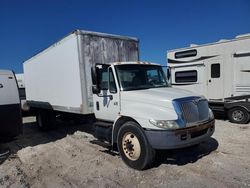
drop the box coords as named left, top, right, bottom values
left=209, top=108, right=214, bottom=119
left=149, top=119, right=179, bottom=130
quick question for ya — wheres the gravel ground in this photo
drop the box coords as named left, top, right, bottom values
left=0, top=117, right=250, bottom=188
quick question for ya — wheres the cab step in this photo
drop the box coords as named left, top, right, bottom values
left=93, top=121, right=113, bottom=142
left=94, top=121, right=113, bottom=128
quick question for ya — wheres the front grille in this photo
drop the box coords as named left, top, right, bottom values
left=174, top=97, right=209, bottom=126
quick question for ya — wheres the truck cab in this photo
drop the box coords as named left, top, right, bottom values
left=91, top=62, right=215, bottom=170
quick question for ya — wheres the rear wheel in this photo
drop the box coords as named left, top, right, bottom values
left=117, top=121, right=155, bottom=170
left=37, top=110, right=56, bottom=130
left=228, top=107, right=250, bottom=124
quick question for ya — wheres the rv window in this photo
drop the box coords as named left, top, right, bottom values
left=175, top=50, right=197, bottom=59
left=175, top=70, right=197, bottom=83
left=211, top=64, right=220, bottom=78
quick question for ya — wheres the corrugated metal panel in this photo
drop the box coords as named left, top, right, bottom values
left=81, top=34, right=139, bottom=65
left=77, top=30, right=138, bottom=42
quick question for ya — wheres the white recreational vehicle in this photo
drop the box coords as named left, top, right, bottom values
left=0, top=70, right=22, bottom=139
left=167, top=33, right=250, bottom=124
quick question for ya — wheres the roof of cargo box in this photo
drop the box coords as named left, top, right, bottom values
left=24, top=29, right=139, bottom=63
left=76, top=30, right=139, bottom=41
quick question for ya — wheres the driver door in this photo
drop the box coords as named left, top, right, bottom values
left=93, top=65, right=120, bottom=121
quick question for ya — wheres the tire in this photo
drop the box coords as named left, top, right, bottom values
left=117, top=121, right=155, bottom=170
left=227, top=107, right=250, bottom=124
left=37, top=110, right=56, bottom=130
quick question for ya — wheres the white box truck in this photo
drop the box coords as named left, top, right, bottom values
left=167, top=33, right=250, bottom=124
left=24, top=30, right=215, bottom=170
left=0, top=70, right=22, bottom=140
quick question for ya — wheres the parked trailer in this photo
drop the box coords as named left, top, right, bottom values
left=15, top=73, right=30, bottom=113
left=15, top=73, right=25, bottom=100
left=0, top=70, right=22, bottom=140
left=24, top=30, right=215, bottom=170
left=167, top=33, right=250, bottom=124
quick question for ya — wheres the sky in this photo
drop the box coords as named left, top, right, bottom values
left=0, top=0, right=250, bottom=73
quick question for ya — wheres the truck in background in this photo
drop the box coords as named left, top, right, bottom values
left=15, top=73, right=30, bottom=113
left=24, top=30, right=215, bottom=170
left=0, top=70, right=22, bottom=140
left=167, top=34, right=250, bottom=124
left=15, top=73, right=26, bottom=100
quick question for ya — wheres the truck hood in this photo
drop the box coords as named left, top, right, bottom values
left=120, top=87, right=200, bottom=130
left=121, top=87, right=197, bottom=108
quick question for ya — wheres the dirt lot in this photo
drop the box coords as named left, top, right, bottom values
left=0, top=117, right=250, bottom=188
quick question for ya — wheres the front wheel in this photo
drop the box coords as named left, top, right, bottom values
left=227, top=107, right=250, bottom=124
left=117, top=121, right=155, bottom=170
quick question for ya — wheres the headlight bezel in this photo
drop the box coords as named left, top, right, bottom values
left=149, top=119, right=180, bottom=130
left=209, top=108, right=214, bottom=120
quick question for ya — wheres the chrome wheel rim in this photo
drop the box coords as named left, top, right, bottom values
left=232, top=110, right=244, bottom=122
left=122, top=132, right=141, bottom=161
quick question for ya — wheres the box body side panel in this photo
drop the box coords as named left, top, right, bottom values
left=24, top=34, right=84, bottom=113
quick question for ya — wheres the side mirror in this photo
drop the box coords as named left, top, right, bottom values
left=91, top=66, right=100, bottom=94
left=91, top=66, right=97, bottom=85
left=167, top=68, right=171, bottom=81
left=92, top=85, right=100, bottom=94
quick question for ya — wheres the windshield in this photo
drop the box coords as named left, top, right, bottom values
left=115, top=64, right=170, bottom=91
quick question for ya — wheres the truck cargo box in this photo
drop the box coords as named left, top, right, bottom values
left=24, top=30, right=139, bottom=114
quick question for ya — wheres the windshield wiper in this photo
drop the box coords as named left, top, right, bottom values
left=123, top=86, right=151, bottom=91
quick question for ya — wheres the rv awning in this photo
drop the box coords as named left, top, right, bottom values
left=234, top=51, right=250, bottom=57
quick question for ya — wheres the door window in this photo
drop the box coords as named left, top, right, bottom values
left=109, top=69, right=117, bottom=93
left=98, top=67, right=109, bottom=90
left=211, top=63, right=220, bottom=78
